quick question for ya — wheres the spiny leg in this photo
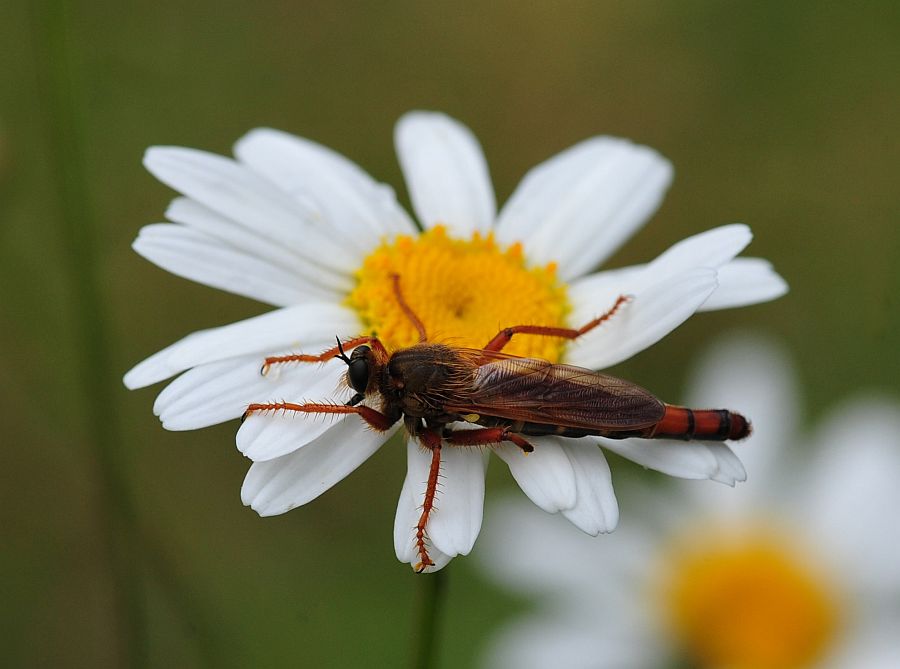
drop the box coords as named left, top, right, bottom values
left=411, top=426, right=534, bottom=571
left=483, top=294, right=631, bottom=353
left=242, top=402, right=396, bottom=431
left=414, top=428, right=443, bottom=572
left=443, top=426, right=535, bottom=453
left=260, top=335, right=388, bottom=375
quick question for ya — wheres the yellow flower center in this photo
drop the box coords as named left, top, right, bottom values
left=347, top=226, right=570, bottom=360
left=660, top=531, right=841, bottom=669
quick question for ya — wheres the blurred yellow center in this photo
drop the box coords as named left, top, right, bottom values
left=347, top=226, right=569, bottom=359
left=662, top=534, right=840, bottom=669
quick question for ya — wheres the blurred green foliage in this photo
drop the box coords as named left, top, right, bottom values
left=1, top=1, right=898, bottom=667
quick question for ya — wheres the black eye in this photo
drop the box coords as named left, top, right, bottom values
left=348, top=358, right=370, bottom=393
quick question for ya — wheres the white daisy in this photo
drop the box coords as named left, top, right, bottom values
left=477, top=334, right=900, bottom=668
left=124, top=111, right=787, bottom=572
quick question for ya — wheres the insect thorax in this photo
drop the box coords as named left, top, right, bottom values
left=383, top=344, right=476, bottom=420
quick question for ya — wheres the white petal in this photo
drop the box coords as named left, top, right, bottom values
left=241, top=418, right=398, bottom=516
left=428, top=445, right=488, bottom=556
left=124, top=303, right=360, bottom=388
left=164, top=197, right=345, bottom=297
left=565, top=268, right=718, bottom=370
left=235, top=357, right=353, bottom=460
left=233, top=128, right=416, bottom=256
left=133, top=223, right=332, bottom=306
left=393, top=466, right=454, bottom=573
left=494, top=439, right=577, bottom=513
left=560, top=440, right=619, bottom=535
left=478, top=496, right=657, bottom=601
left=144, top=146, right=359, bottom=280
left=496, top=136, right=673, bottom=280
left=393, top=438, right=487, bottom=564
left=153, top=353, right=332, bottom=430
left=394, top=111, right=496, bottom=235
left=601, top=438, right=746, bottom=485
left=699, top=257, right=789, bottom=311
left=567, top=223, right=751, bottom=309
left=645, top=223, right=751, bottom=274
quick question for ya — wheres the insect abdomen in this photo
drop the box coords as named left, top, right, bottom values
left=649, top=405, right=751, bottom=441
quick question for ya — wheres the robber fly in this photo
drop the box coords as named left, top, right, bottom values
left=243, top=276, right=749, bottom=571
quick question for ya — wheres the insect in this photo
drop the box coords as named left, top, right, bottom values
left=243, top=276, right=750, bottom=571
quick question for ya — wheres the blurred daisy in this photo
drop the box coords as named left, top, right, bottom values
left=124, top=112, right=786, bottom=571
left=478, top=335, right=900, bottom=668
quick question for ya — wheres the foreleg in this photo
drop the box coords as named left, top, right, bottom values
left=242, top=402, right=396, bottom=431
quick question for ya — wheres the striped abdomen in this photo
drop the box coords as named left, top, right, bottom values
left=504, top=404, right=750, bottom=442
left=647, top=405, right=751, bottom=441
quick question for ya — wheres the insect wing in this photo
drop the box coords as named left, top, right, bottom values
left=446, top=354, right=665, bottom=430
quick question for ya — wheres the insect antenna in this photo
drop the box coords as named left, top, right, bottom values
left=334, top=336, right=352, bottom=365
left=345, top=393, right=364, bottom=407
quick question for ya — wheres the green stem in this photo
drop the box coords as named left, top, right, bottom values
left=411, top=569, right=448, bottom=669
left=30, top=1, right=146, bottom=665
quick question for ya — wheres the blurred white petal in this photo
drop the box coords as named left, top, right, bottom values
left=481, top=613, right=657, bottom=669
left=684, top=334, right=798, bottom=501
left=798, top=399, right=900, bottom=592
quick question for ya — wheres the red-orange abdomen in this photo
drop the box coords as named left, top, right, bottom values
left=652, top=405, right=751, bottom=441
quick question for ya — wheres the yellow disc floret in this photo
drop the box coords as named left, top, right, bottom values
left=347, top=226, right=570, bottom=360
left=660, top=530, right=841, bottom=669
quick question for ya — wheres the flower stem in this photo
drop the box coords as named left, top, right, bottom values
left=411, top=568, right=448, bottom=669
left=30, top=1, right=146, bottom=665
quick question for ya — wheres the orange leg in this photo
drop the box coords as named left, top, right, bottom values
left=444, top=426, right=534, bottom=453
left=483, top=294, right=631, bottom=353
left=412, top=425, right=535, bottom=572
left=390, top=273, right=427, bottom=343
left=414, top=428, right=443, bottom=572
left=260, top=336, right=388, bottom=375
left=242, top=401, right=397, bottom=431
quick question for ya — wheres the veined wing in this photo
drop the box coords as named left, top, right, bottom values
left=445, top=353, right=665, bottom=430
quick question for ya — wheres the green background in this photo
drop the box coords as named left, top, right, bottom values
left=2, top=2, right=897, bottom=667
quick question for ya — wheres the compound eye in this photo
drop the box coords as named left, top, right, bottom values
left=348, top=358, right=370, bottom=394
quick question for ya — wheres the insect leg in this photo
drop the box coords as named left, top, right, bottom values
left=390, top=273, right=428, bottom=342
left=482, top=294, right=630, bottom=353
left=241, top=402, right=397, bottom=431
left=443, top=426, right=535, bottom=453
left=414, top=428, right=443, bottom=572
left=260, top=336, right=389, bottom=375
